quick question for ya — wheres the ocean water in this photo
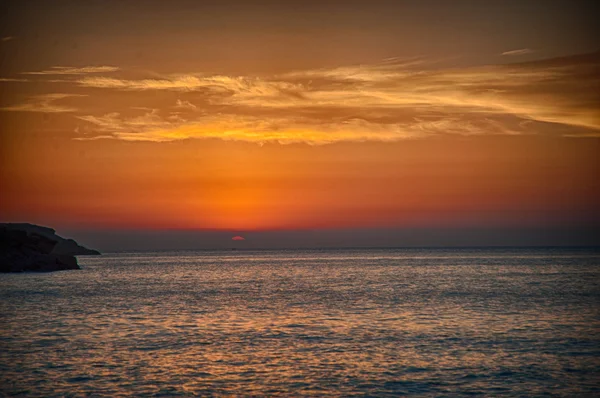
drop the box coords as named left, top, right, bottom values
left=1, top=247, right=599, bottom=397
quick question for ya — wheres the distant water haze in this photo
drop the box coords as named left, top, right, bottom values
left=57, top=226, right=600, bottom=252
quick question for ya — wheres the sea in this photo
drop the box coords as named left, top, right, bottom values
left=1, top=247, right=599, bottom=397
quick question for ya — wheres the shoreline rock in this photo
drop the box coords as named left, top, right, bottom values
left=0, top=223, right=100, bottom=273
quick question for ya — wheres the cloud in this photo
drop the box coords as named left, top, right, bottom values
left=0, top=78, right=28, bottom=82
left=23, top=66, right=119, bottom=75
left=41, top=52, right=598, bottom=142
left=75, top=75, right=303, bottom=103
left=174, top=99, right=197, bottom=110
left=77, top=109, right=172, bottom=136
left=76, top=110, right=424, bottom=143
left=1, top=36, right=14, bottom=42
left=1, top=93, right=87, bottom=113
left=231, top=236, right=245, bottom=241
left=502, top=48, right=534, bottom=56
left=281, top=58, right=425, bottom=82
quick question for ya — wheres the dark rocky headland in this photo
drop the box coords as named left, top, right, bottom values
left=0, top=223, right=100, bottom=272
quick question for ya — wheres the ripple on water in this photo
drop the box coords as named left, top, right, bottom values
left=1, top=248, right=599, bottom=396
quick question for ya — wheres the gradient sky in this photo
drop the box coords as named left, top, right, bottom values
left=1, top=0, right=598, bottom=250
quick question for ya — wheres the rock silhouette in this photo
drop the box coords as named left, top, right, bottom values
left=0, top=223, right=100, bottom=272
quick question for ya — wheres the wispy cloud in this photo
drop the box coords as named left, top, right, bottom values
left=75, top=74, right=302, bottom=97
left=174, top=99, right=197, bottom=110
left=1, top=94, right=86, bottom=113
left=23, top=66, right=119, bottom=75
left=0, top=78, right=28, bottom=82
left=76, top=110, right=424, bottom=144
left=282, top=58, right=425, bottom=82
left=501, top=48, right=534, bottom=56
left=1, top=36, right=15, bottom=42
left=18, top=52, right=598, bottom=142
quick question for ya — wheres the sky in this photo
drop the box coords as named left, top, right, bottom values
left=1, top=0, right=599, bottom=250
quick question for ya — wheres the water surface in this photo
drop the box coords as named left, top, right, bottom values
left=1, top=248, right=599, bottom=396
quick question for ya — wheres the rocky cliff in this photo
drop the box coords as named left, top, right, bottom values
left=0, top=223, right=100, bottom=272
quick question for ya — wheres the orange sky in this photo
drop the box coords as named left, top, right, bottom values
left=1, top=1, right=599, bottom=245
left=2, top=133, right=598, bottom=232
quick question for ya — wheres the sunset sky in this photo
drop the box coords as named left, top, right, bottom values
left=1, top=0, right=598, bottom=249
